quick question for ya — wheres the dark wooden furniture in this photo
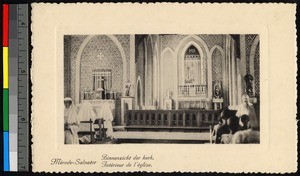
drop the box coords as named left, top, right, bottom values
left=124, top=109, right=222, bottom=132
left=78, top=119, right=95, bottom=144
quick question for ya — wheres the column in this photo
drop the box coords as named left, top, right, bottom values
left=223, top=35, right=229, bottom=107
left=130, top=35, right=136, bottom=107
left=232, top=40, right=237, bottom=106
left=130, top=35, right=136, bottom=87
left=228, top=38, right=232, bottom=106
left=144, top=38, right=148, bottom=106
left=240, top=34, right=246, bottom=96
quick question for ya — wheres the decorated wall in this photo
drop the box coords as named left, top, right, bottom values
left=64, top=34, right=260, bottom=109
left=64, top=35, right=87, bottom=100
left=64, top=35, right=131, bottom=101
left=254, top=43, right=260, bottom=96
left=161, top=34, right=224, bottom=51
left=81, top=35, right=123, bottom=93
left=211, top=48, right=223, bottom=82
left=245, top=34, right=260, bottom=97
left=161, top=34, right=225, bottom=85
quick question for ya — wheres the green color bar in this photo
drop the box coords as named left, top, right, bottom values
left=3, top=89, right=9, bottom=131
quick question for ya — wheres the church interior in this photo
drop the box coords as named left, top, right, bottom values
left=64, top=34, right=260, bottom=144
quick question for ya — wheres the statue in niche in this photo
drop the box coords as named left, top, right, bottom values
left=125, top=83, right=131, bottom=97
left=169, top=91, right=176, bottom=110
left=213, top=81, right=223, bottom=99
left=244, top=73, right=254, bottom=96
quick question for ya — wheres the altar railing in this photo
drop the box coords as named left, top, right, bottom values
left=81, top=90, right=118, bottom=102
left=125, top=109, right=221, bottom=127
left=178, top=85, right=206, bottom=97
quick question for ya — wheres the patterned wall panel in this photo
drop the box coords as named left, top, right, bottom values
left=115, top=35, right=131, bottom=82
left=161, top=34, right=186, bottom=51
left=64, top=35, right=131, bottom=101
left=245, top=34, right=257, bottom=74
left=212, top=48, right=223, bottom=81
left=80, top=35, right=123, bottom=93
left=64, top=36, right=71, bottom=97
left=66, top=35, right=88, bottom=101
left=161, top=34, right=225, bottom=51
left=198, top=35, right=224, bottom=50
left=244, top=34, right=260, bottom=97
left=202, top=51, right=207, bottom=85
left=254, top=42, right=260, bottom=96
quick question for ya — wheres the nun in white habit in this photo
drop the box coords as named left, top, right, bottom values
left=64, top=98, right=80, bottom=144
left=236, top=94, right=258, bottom=129
left=77, top=101, right=96, bottom=143
left=98, top=102, right=114, bottom=138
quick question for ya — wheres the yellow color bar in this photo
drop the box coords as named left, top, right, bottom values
left=3, top=47, right=9, bottom=88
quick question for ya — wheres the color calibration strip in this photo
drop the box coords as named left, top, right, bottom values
left=3, top=4, right=30, bottom=172
left=9, top=4, right=19, bottom=171
left=3, top=3, right=10, bottom=172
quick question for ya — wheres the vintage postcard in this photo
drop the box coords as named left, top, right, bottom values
left=31, top=3, right=297, bottom=173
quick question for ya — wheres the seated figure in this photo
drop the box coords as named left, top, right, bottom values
left=215, top=109, right=232, bottom=144
left=236, top=94, right=258, bottom=129
left=230, top=118, right=260, bottom=144
left=221, top=115, right=240, bottom=144
left=212, top=118, right=223, bottom=143
left=239, top=114, right=250, bottom=131
left=230, top=128, right=260, bottom=144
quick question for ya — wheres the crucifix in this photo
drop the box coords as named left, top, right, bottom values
left=101, top=76, right=107, bottom=99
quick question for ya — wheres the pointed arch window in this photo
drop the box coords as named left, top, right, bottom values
left=184, top=45, right=201, bottom=85
left=179, top=44, right=206, bottom=97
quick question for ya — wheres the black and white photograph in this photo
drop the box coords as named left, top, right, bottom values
left=63, top=34, right=260, bottom=145
left=31, top=3, right=297, bottom=173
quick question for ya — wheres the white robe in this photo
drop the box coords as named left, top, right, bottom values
left=236, top=103, right=258, bottom=128
left=97, top=102, right=114, bottom=138
left=64, top=104, right=80, bottom=144
left=230, top=129, right=260, bottom=144
left=77, top=101, right=96, bottom=143
left=78, top=101, right=96, bottom=132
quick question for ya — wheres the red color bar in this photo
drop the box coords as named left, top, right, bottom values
left=3, top=4, right=9, bottom=47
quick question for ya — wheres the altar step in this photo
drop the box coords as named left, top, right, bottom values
left=124, top=126, right=211, bottom=132
left=113, top=125, right=211, bottom=132
left=113, top=131, right=212, bottom=144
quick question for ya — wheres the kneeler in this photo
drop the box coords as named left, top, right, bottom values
left=94, top=118, right=107, bottom=141
left=78, top=119, right=95, bottom=144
